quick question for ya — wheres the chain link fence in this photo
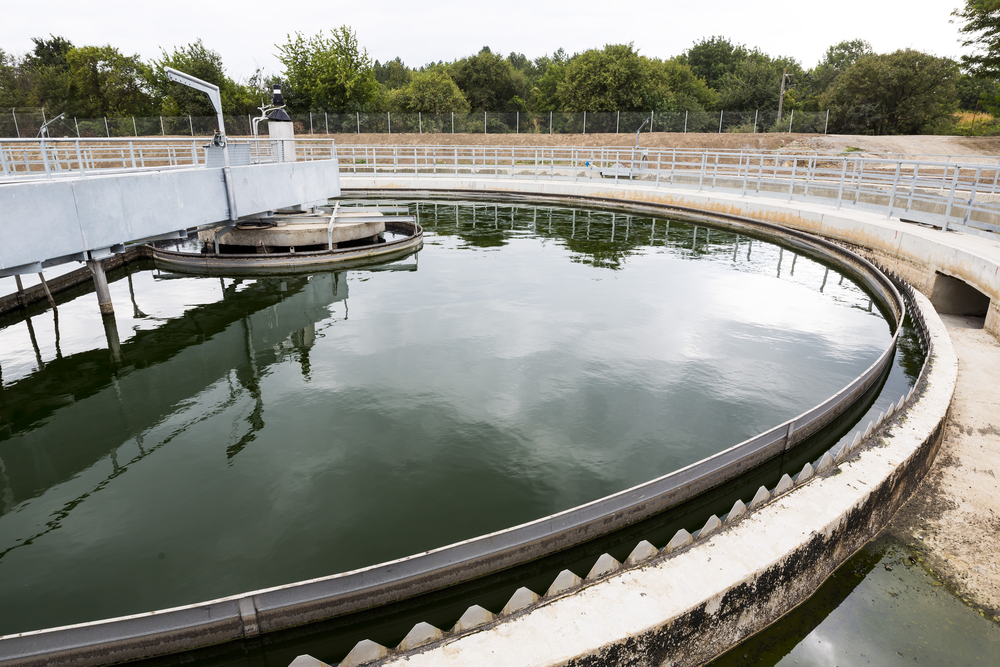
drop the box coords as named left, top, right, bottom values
left=2, top=109, right=838, bottom=138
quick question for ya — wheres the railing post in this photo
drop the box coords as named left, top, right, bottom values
left=741, top=152, right=749, bottom=196
left=0, top=141, right=10, bottom=177
left=39, top=138, right=53, bottom=179
left=964, top=166, right=982, bottom=225
left=837, top=157, right=847, bottom=209
left=908, top=163, right=919, bottom=211
left=886, top=161, right=901, bottom=219
left=699, top=152, right=707, bottom=190
left=129, top=140, right=137, bottom=169
left=788, top=159, right=797, bottom=200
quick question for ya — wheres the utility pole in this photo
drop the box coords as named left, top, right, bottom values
left=777, top=69, right=793, bottom=127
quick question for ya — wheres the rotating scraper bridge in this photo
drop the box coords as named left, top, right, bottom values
left=0, top=136, right=998, bottom=667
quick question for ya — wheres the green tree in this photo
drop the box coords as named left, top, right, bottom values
left=391, top=68, right=469, bottom=113
left=65, top=45, right=153, bottom=117
left=681, top=36, right=749, bottom=91
left=0, top=49, right=37, bottom=109
left=822, top=50, right=959, bottom=134
left=956, top=72, right=1000, bottom=110
left=717, top=53, right=802, bottom=111
left=810, top=39, right=874, bottom=96
left=450, top=48, right=526, bottom=111
left=21, top=36, right=75, bottom=114
left=374, top=57, right=410, bottom=89
left=276, top=26, right=379, bottom=111
left=151, top=40, right=230, bottom=115
left=557, top=44, right=651, bottom=111
left=954, top=0, right=1000, bottom=77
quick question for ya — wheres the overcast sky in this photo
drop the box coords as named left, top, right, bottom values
left=2, top=1, right=973, bottom=81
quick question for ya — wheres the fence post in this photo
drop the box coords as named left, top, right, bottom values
left=11, top=109, right=19, bottom=138
left=132, top=116, right=137, bottom=137
left=684, top=110, right=688, bottom=133
left=76, top=117, right=81, bottom=137
left=485, top=111, right=487, bottom=134
left=788, top=109, right=794, bottom=133
left=309, top=112, right=313, bottom=134
left=419, top=112, right=422, bottom=134
left=325, top=112, right=329, bottom=134
left=718, top=110, right=723, bottom=133
left=550, top=111, right=553, bottom=134
left=188, top=115, right=193, bottom=137
left=753, top=110, right=758, bottom=133
left=387, top=112, right=391, bottom=134
left=824, top=109, right=830, bottom=135
left=650, top=111, right=654, bottom=132
left=583, top=111, right=586, bottom=134
left=616, top=111, right=620, bottom=133
left=357, top=112, right=360, bottom=134
left=452, top=112, right=455, bottom=133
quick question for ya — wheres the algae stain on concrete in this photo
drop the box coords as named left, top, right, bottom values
left=707, top=536, right=1000, bottom=667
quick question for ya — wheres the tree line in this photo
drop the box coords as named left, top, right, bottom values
left=4, top=4, right=1000, bottom=136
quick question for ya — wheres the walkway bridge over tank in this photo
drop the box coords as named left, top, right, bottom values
left=0, top=137, right=341, bottom=307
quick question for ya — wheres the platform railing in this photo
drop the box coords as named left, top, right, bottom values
left=336, top=145, right=1000, bottom=239
left=4, top=138, right=999, bottom=240
left=0, top=137, right=340, bottom=182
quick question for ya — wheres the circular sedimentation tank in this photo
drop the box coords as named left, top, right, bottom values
left=0, top=196, right=921, bottom=666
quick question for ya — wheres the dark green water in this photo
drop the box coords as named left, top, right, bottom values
left=1, top=201, right=902, bottom=637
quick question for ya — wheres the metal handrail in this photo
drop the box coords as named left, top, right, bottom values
left=335, top=144, right=1000, bottom=238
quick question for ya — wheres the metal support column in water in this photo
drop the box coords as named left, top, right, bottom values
left=87, top=260, right=114, bottom=315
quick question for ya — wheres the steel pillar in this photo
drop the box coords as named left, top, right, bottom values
left=87, top=259, right=114, bottom=315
